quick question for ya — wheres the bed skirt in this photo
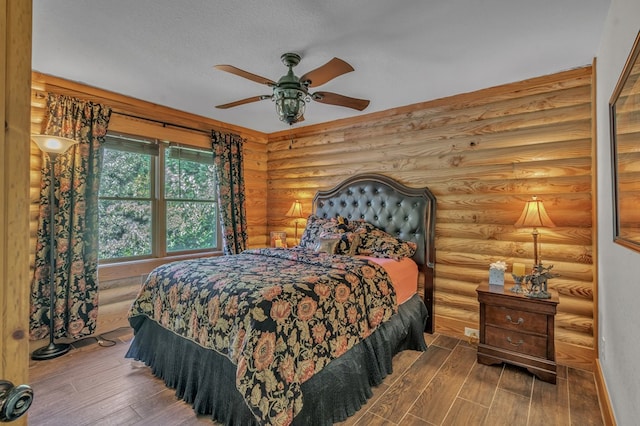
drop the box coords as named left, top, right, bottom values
left=125, top=293, right=428, bottom=425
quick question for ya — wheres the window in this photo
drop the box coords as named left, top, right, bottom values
left=98, top=134, right=219, bottom=262
left=164, top=146, right=218, bottom=252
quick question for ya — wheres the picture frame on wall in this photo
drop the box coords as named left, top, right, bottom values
left=610, top=30, right=640, bottom=252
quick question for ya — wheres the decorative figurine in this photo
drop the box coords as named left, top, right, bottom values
left=523, top=264, right=558, bottom=299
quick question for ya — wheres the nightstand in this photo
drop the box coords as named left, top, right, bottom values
left=476, top=284, right=559, bottom=384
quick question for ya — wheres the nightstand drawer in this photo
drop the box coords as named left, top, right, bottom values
left=485, top=305, right=547, bottom=335
left=477, top=284, right=558, bottom=383
left=485, top=325, right=548, bottom=358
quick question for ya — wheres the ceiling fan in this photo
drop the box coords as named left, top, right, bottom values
left=214, top=52, right=370, bottom=125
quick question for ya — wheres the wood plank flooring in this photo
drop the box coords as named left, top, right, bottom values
left=27, top=329, right=604, bottom=425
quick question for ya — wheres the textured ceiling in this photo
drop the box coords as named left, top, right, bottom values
left=32, top=0, right=610, bottom=134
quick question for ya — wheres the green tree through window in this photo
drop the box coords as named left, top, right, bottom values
left=165, top=146, right=217, bottom=252
left=98, top=135, right=219, bottom=261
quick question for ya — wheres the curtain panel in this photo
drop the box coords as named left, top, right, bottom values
left=30, top=93, right=111, bottom=340
left=211, top=131, right=248, bottom=255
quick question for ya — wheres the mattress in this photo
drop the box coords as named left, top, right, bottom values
left=364, top=256, right=419, bottom=305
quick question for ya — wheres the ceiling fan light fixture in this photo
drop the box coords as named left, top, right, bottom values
left=214, top=52, right=369, bottom=126
left=274, top=87, right=307, bottom=125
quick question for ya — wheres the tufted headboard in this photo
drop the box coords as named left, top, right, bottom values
left=313, top=173, right=436, bottom=333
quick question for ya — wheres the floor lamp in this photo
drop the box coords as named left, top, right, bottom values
left=31, top=134, right=79, bottom=360
left=285, top=200, right=304, bottom=245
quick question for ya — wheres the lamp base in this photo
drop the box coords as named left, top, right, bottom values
left=31, top=341, right=71, bottom=360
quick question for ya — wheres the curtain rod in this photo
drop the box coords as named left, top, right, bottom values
left=35, top=90, right=242, bottom=139
left=35, top=90, right=224, bottom=137
left=112, top=110, right=215, bottom=136
left=106, top=132, right=214, bottom=153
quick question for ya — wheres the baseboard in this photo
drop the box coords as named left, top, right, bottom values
left=434, top=315, right=472, bottom=340
left=555, top=341, right=594, bottom=371
left=435, top=315, right=594, bottom=371
left=594, top=358, right=617, bottom=426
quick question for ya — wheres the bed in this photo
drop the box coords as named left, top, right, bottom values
left=125, top=173, right=436, bottom=425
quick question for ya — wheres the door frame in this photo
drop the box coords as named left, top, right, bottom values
left=1, top=1, right=32, bottom=424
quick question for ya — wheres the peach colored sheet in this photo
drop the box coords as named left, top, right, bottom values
left=358, top=256, right=419, bottom=305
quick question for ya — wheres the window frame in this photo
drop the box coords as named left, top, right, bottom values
left=161, top=144, right=220, bottom=256
left=98, top=133, right=222, bottom=265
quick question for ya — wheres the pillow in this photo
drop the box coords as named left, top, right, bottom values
left=353, top=221, right=417, bottom=260
left=319, top=231, right=360, bottom=256
left=298, top=215, right=333, bottom=250
left=336, top=215, right=352, bottom=232
left=314, top=238, right=340, bottom=254
left=298, top=215, right=356, bottom=250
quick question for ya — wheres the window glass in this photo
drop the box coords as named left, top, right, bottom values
left=99, top=145, right=155, bottom=260
left=166, top=201, right=216, bottom=252
left=100, top=149, right=152, bottom=197
left=98, top=136, right=218, bottom=262
left=98, top=199, right=153, bottom=259
left=165, top=146, right=217, bottom=253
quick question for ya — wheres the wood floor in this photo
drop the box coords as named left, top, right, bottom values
left=27, top=328, right=604, bottom=425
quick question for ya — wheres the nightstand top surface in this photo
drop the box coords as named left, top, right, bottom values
left=476, top=283, right=559, bottom=304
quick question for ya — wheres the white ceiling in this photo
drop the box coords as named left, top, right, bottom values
left=32, top=0, right=611, bottom=134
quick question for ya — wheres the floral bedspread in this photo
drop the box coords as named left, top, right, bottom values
left=129, top=248, right=397, bottom=425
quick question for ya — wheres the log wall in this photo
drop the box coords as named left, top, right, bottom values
left=28, top=67, right=597, bottom=370
left=266, top=67, right=596, bottom=370
left=29, top=72, right=269, bottom=336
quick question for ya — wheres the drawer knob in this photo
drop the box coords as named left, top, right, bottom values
left=506, top=336, right=524, bottom=347
left=505, top=315, right=524, bottom=325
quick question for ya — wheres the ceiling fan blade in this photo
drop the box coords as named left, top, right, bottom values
left=300, top=58, right=354, bottom=87
left=215, top=95, right=271, bottom=109
left=214, top=65, right=276, bottom=86
left=312, top=91, right=370, bottom=111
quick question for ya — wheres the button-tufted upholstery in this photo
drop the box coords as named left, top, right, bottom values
left=313, top=174, right=436, bottom=269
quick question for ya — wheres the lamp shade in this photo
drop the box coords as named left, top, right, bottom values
left=515, top=196, right=555, bottom=228
left=285, top=200, right=304, bottom=218
left=31, top=134, right=78, bottom=155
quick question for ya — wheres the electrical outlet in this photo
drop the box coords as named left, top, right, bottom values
left=464, top=327, right=479, bottom=338
left=464, top=327, right=479, bottom=345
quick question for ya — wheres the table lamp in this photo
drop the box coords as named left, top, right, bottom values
left=285, top=200, right=304, bottom=244
left=514, top=196, right=555, bottom=268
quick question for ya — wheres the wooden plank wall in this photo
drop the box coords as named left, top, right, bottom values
left=27, top=68, right=596, bottom=370
left=28, top=72, right=269, bottom=336
left=267, top=67, right=595, bottom=370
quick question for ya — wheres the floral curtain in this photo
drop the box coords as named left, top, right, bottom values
left=30, top=93, right=111, bottom=340
left=211, top=130, right=248, bottom=255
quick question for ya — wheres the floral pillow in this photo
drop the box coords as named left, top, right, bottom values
left=299, top=215, right=355, bottom=250
left=299, top=215, right=334, bottom=249
left=318, top=231, right=360, bottom=256
left=353, top=221, right=417, bottom=260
